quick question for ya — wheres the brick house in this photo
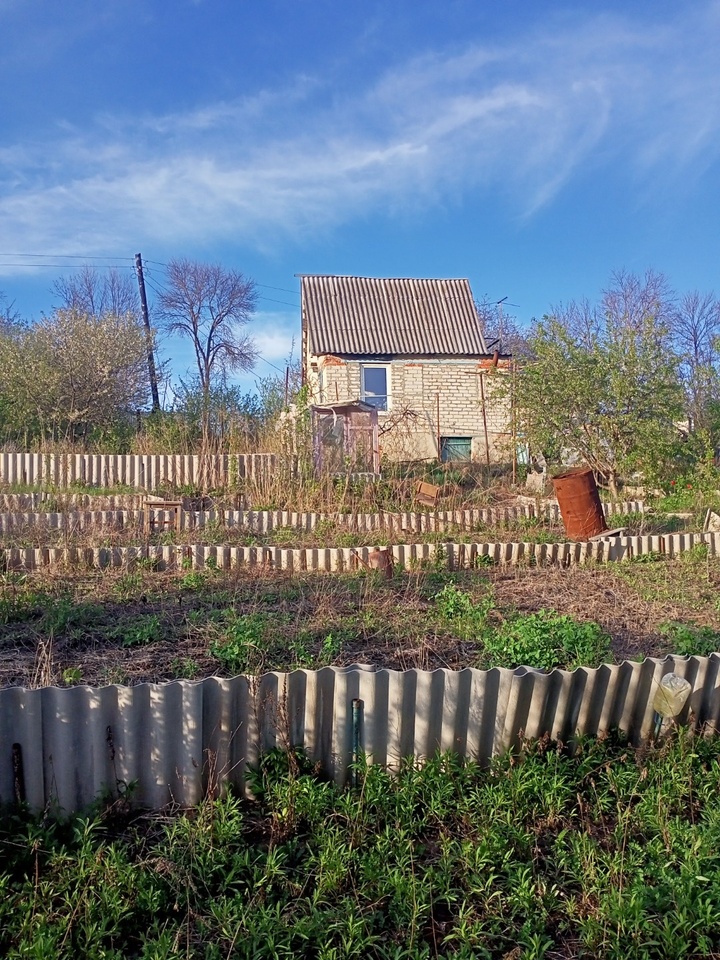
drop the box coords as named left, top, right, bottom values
left=300, top=275, right=511, bottom=462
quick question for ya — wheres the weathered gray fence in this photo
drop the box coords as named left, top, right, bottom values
left=2, top=656, right=718, bottom=813
left=0, top=493, right=148, bottom=512
left=0, top=500, right=646, bottom=537
left=2, top=529, right=715, bottom=573
left=0, top=453, right=293, bottom=489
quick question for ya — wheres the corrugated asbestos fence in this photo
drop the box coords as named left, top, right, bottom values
left=2, top=530, right=715, bottom=573
left=2, top=657, right=719, bottom=813
left=0, top=500, right=645, bottom=536
left=0, top=453, right=293, bottom=489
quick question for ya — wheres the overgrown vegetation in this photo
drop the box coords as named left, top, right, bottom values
left=2, top=731, right=720, bottom=958
left=511, top=270, right=720, bottom=494
left=3, top=266, right=720, bottom=503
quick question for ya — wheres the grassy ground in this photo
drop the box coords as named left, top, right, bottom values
left=2, top=546, right=719, bottom=687
left=2, top=730, right=720, bottom=958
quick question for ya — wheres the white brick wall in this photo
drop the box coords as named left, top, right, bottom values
left=307, top=354, right=512, bottom=462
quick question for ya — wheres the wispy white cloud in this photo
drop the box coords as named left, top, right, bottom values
left=1, top=3, right=720, bottom=261
left=253, top=312, right=299, bottom=364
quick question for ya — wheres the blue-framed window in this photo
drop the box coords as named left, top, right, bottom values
left=361, top=365, right=389, bottom=410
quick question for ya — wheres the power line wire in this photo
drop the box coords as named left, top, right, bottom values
left=0, top=254, right=299, bottom=294
left=143, top=276, right=169, bottom=300
left=256, top=355, right=287, bottom=374
left=257, top=283, right=299, bottom=295
left=0, top=253, right=134, bottom=261
left=258, top=296, right=300, bottom=308
left=138, top=262, right=297, bottom=298
left=0, top=255, right=301, bottom=309
left=0, top=253, right=132, bottom=266
left=0, top=262, right=135, bottom=269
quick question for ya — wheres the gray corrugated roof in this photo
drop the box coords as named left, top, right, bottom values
left=301, top=275, right=488, bottom=357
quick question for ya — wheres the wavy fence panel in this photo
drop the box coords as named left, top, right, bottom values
left=1, top=657, right=719, bottom=813
left=0, top=453, right=295, bottom=490
left=3, top=530, right=718, bottom=573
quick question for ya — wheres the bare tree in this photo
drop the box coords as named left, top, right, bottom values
left=0, top=291, right=22, bottom=335
left=601, top=268, right=676, bottom=337
left=158, top=259, right=258, bottom=400
left=52, top=265, right=139, bottom=318
left=669, top=290, right=720, bottom=433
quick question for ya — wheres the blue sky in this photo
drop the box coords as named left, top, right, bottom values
left=2, top=0, right=720, bottom=395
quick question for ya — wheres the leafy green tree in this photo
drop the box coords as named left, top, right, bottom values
left=514, top=271, right=684, bottom=495
left=53, top=265, right=162, bottom=413
left=148, top=360, right=303, bottom=454
left=168, top=376, right=263, bottom=450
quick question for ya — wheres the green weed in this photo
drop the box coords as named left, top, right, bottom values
left=319, top=632, right=345, bottom=664
left=179, top=570, right=209, bottom=590
left=659, top=621, right=720, bottom=657
left=434, top=582, right=494, bottom=640
left=170, top=656, right=200, bottom=679
left=61, top=666, right=83, bottom=685
left=3, top=732, right=720, bottom=959
left=114, top=614, right=162, bottom=648
left=209, top=612, right=271, bottom=674
left=113, top=572, right=143, bottom=600
left=480, top=610, right=612, bottom=670
left=0, top=580, right=52, bottom=625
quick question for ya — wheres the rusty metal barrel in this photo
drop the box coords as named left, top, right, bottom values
left=551, top=466, right=608, bottom=540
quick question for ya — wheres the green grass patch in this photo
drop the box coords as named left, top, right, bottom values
left=659, top=621, right=720, bottom=658
left=2, top=731, right=720, bottom=958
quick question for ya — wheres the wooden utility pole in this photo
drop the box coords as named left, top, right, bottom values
left=511, top=358, right=518, bottom=485
left=135, top=253, right=160, bottom=413
left=478, top=371, right=491, bottom=466
left=436, top=391, right=441, bottom=460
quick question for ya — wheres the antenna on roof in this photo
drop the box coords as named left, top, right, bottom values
left=494, top=296, right=519, bottom=323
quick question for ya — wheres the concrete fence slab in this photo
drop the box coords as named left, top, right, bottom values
left=1, top=656, right=717, bottom=813
left=3, top=529, right=718, bottom=574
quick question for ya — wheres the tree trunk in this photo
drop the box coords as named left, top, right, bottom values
left=607, top=471, right=619, bottom=499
